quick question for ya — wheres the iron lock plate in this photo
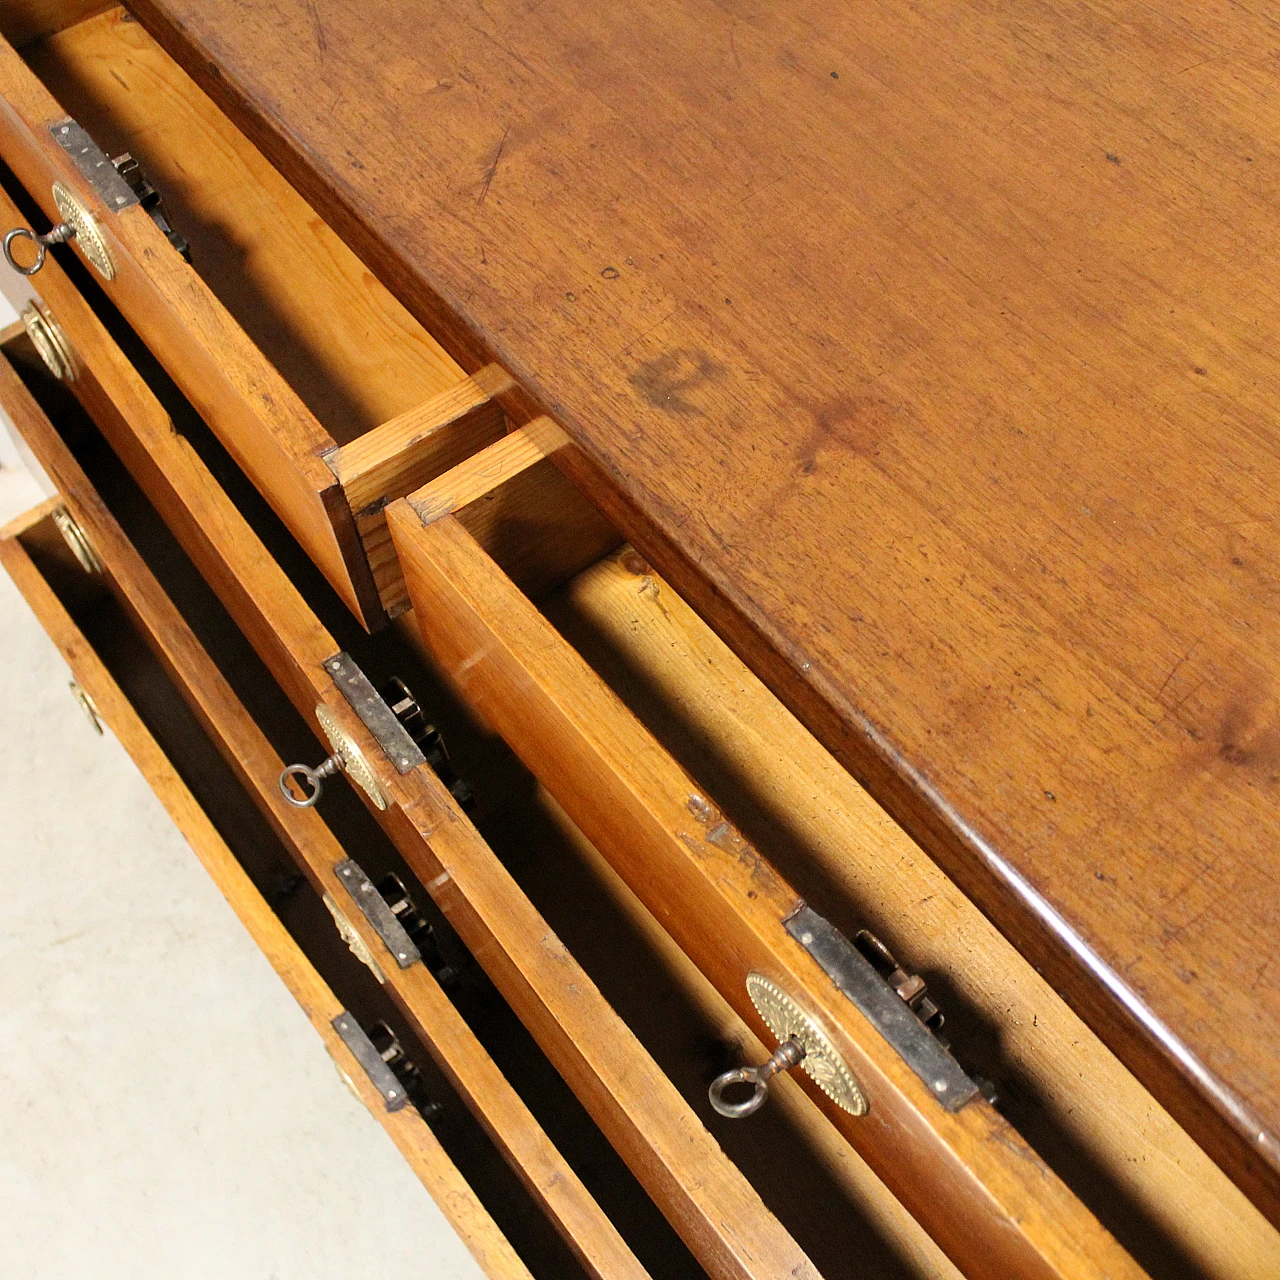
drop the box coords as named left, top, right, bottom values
left=323, top=652, right=424, bottom=774
left=785, top=904, right=979, bottom=1112
left=331, top=1012, right=409, bottom=1111
left=49, top=119, right=139, bottom=212
left=335, top=859, right=421, bottom=969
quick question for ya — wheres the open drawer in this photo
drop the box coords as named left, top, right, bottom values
left=0, top=329, right=826, bottom=1277
left=388, top=422, right=1280, bottom=1280
left=0, top=5, right=528, bottom=629
left=0, top=494, right=569, bottom=1280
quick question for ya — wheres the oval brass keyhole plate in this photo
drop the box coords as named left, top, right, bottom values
left=21, top=302, right=76, bottom=381
left=316, top=703, right=387, bottom=810
left=52, top=181, right=114, bottom=280
left=747, top=972, right=867, bottom=1115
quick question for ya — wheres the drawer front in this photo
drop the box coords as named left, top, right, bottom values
left=0, top=308, right=821, bottom=1278
left=386, top=445, right=1141, bottom=1280
left=0, top=366, right=656, bottom=1280
left=0, top=499, right=533, bottom=1280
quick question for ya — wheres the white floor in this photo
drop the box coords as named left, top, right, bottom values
left=0, top=458, right=485, bottom=1279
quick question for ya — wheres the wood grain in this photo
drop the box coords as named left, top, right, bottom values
left=0, top=359, right=650, bottom=1280
left=333, top=364, right=514, bottom=612
left=541, top=548, right=1280, bottom=1280
left=122, top=0, right=1280, bottom=1214
left=26, top=8, right=465, bottom=441
left=389, top=499, right=1145, bottom=1280
left=332, top=365, right=513, bottom=512
left=0, top=524, right=534, bottom=1280
left=2, top=252, right=819, bottom=1280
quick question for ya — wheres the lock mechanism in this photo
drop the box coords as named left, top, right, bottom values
left=279, top=655, right=472, bottom=814
left=111, top=153, right=191, bottom=262
left=853, top=930, right=947, bottom=1042
left=380, top=677, right=473, bottom=810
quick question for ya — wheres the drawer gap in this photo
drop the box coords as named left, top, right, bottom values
left=11, top=504, right=597, bottom=1280
left=12, top=365, right=707, bottom=1280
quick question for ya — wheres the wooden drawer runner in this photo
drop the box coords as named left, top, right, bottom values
left=0, top=497, right=545, bottom=1280
left=0, top=312, right=820, bottom=1276
left=0, top=5, right=522, bottom=630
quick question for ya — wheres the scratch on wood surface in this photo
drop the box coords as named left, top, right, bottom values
left=1155, top=638, right=1201, bottom=705
left=478, top=125, right=511, bottom=205
left=305, top=0, right=327, bottom=55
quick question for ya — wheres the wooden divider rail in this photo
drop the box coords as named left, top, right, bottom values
left=0, top=8, right=511, bottom=628
left=0, top=500, right=535, bottom=1280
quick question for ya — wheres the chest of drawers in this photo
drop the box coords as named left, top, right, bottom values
left=1, top=6, right=1277, bottom=1278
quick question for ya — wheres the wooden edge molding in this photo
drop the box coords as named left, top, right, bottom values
left=0, top=529, right=535, bottom=1280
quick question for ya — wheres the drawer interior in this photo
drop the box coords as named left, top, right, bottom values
left=8, top=502, right=597, bottom=1280
left=23, top=5, right=463, bottom=446
left=2, top=5, right=523, bottom=626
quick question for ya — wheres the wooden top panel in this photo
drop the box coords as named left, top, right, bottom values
left=124, top=0, right=1280, bottom=1204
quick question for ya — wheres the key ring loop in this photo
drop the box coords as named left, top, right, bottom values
left=708, top=1066, right=771, bottom=1118
left=3, top=222, right=76, bottom=276
left=279, top=762, right=326, bottom=808
left=709, top=1036, right=806, bottom=1119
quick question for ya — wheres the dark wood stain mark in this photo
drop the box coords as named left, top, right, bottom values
left=794, top=396, right=896, bottom=476
left=1218, top=690, right=1280, bottom=770
left=630, top=349, right=724, bottom=415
